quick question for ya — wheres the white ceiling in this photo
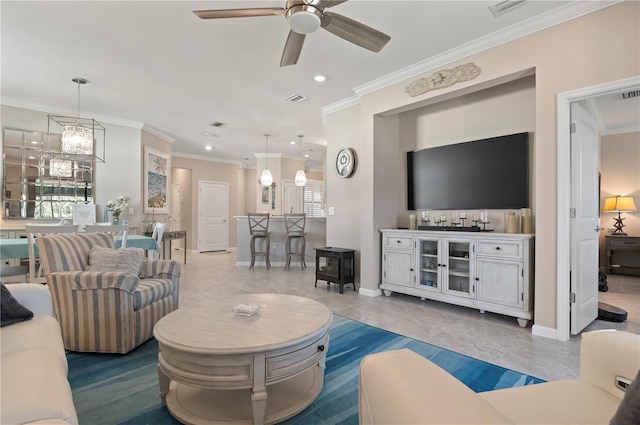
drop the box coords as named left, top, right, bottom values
left=2, top=1, right=634, bottom=170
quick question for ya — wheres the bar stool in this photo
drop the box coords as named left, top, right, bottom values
left=284, top=213, right=306, bottom=270
left=248, top=213, right=271, bottom=270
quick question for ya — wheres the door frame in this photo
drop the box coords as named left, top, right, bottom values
left=555, top=75, right=640, bottom=341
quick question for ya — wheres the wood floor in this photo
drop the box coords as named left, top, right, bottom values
left=176, top=249, right=639, bottom=383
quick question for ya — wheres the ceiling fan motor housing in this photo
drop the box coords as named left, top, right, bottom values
left=286, top=4, right=322, bottom=34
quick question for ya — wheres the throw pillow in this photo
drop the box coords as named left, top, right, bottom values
left=1, top=283, right=34, bottom=327
left=610, top=370, right=640, bottom=425
left=86, top=246, right=145, bottom=275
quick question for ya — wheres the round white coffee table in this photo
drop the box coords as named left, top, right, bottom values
left=153, top=294, right=333, bottom=425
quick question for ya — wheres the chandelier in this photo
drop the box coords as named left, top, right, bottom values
left=294, top=134, right=306, bottom=187
left=260, top=134, right=273, bottom=187
left=48, top=77, right=106, bottom=162
left=49, top=158, right=73, bottom=178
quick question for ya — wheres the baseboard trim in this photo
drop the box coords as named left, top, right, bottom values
left=532, top=324, right=558, bottom=340
left=359, top=287, right=382, bottom=297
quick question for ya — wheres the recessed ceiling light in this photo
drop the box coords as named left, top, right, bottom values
left=290, top=141, right=296, bottom=145
left=304, top=154, right=310, bottom=158
left=313, top=75, right=326, bottom=82
left=205, top=146, right=212, bottom=151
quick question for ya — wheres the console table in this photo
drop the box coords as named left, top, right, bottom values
left=314, top=247, right=356, bottom=294
left=162, top=230, right=187, bottom=264
left=605, top=235, right=640, bottom=276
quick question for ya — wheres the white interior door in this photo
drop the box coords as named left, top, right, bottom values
left=570, top=102, right=600, bottom=334
left=198, top=181, right=228, bottom=252
left=282, top=180, right=303, bottom=213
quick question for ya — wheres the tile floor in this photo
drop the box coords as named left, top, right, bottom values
left=176, top=249, right=639, bottom=383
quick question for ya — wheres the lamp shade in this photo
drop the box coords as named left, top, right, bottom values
left=603, top=196, right=637, bottom=212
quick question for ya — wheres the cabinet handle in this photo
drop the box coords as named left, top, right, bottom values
left=317, top=345, right=325, bottom=352
left=437, top=263, right=442, bottom=267
left=397, top=240, right=401, bottom=243
left=410, top=268, right=414, bottom=271
left=475, top=277, right=479, bottom=281
left=495, top=246, right=502, bottom=250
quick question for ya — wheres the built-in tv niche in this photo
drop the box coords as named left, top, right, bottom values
left=407, top=132, right=529, bottom=210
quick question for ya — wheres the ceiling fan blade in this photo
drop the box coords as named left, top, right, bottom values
left=317, top=0, right=349, bottom=9
left=280, top=30, right=306, bottom=67
left=194, top=8, right=285, bottom=19
left=321, top=11, right=390, bottom=52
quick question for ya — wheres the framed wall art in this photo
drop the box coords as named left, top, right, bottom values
left=144, top=146, right=170, bottom=214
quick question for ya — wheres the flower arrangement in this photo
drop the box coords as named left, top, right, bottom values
left=106, top=196, right=129, bottom=220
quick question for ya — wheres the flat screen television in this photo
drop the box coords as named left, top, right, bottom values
left=407, top=132, right=529, bottom=210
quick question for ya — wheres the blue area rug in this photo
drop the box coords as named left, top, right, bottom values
left=68, top=315, right=544, bottom=424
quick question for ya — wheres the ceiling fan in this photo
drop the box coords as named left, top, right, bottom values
left=194, top=0, right=391, bottom=67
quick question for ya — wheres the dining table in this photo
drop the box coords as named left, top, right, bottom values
left=0, top=234, right=159, bottom=260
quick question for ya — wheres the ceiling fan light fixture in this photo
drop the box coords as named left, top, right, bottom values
left=287, top=5, right=322, bottom=34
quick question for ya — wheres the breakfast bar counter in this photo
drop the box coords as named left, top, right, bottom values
left=235, top=216, right=326, bottom=267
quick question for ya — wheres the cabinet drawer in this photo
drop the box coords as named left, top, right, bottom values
left=608, top=238, right=640, bottom=250
left=266, top=333, right=329, bottom=383
left=476, top=239, right=524, bottom=259
left=384, top=235, right=413, bottom=249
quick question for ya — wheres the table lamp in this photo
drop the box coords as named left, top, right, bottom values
left=602, top=195, right=637, bottom=235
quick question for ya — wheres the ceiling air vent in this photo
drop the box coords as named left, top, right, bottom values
left=210, top=122, right=224, bottom=127
left=622, top=90, right=640, bottom=100
left=286, top=94, right=307, bottom=103
left=489, top=0, right=527, bottom=17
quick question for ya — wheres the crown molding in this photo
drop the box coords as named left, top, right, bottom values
left=602, top=123, right=640, bottom=136
left=352, top=0, right=620, bottom=97
left=1, top=97, right=144, bottom=129
left=142, top=124, right=175, bottom=144
left=171, top=151, right=246, bottom=167
left=322, top=95, right=361, bottom=116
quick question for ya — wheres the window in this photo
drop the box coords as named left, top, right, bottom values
left=303, top=179, right=324, bottom=217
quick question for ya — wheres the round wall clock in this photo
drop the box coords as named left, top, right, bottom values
left=335, top=148, right=356, bottom=178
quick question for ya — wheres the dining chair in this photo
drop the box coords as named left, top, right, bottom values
left=84, top=224, right=129, bottom=248
left=248, top=213, right=271, bottom=270
left=25, top=223, right=79, bottom=283
left=149, top=222, right=166, bottom=260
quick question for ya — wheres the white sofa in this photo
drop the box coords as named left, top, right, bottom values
left=359, top=330, right=640, bottom=424
left=0, top=283, right=78, bottom=425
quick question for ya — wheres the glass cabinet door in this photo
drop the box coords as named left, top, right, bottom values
left=443, top=238, right=473, bottom=298
left=417, top=238, right=441, bottom=291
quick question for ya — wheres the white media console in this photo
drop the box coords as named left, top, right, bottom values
left=380, top=229, right=534, bottom=327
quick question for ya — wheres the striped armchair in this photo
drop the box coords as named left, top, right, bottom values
left=36, top=233, right=180, bottom=354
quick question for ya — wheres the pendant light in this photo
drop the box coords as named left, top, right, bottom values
left=294, top=134, right=307, bottom=187
left=260, top=134, right=273, bottom=187
left=49, top=158, right=73, bottom=177
left=61, top=78, right=94, bottom=155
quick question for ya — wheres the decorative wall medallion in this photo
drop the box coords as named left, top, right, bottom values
left=405, top=62, right=482, bottom=97
left=336, top=147, right=356, bottom=178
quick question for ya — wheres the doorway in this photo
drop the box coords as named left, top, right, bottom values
left=557, top=76, right=640, bottom=341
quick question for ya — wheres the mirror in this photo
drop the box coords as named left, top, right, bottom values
left=2, top=127, right=94, bottom=219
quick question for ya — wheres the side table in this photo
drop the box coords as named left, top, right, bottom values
left=314, top=247, right=356, bottom=294
left=163, top=230, right=187, bottom=264
left=605, top=235, right=640, bottom=276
